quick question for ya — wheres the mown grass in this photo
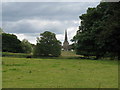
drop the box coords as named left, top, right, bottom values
left=2, top=52, right=31, bottom=58
left=2, top=57, right=118, bottom=88
left=60, top=51, right=82, bottom=59
left=2, top=51, right=116, bottom=60
left=2, top=51, right=81, bottom=59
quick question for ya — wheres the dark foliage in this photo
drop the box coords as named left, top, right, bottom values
left=34, top=31, right=61, bottom=57
left=2, top=33, right=24, bottom=53
left=73, top=2, right=120, bottom=59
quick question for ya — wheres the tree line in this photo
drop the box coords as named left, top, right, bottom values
left=1, top=30, right=61, bottom=57
left=72, top=2, right=120, bottom=60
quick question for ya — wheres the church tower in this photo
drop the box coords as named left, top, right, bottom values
left=63, top=30, right=69, bottom=51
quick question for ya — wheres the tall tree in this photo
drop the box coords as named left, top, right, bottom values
left=21, top=39, right=32, bottom=53
left=73, top=2, right=120, bottom=59
left=0, top=28, right=2, bottom=52
left=34, top=31, right=61, bottom=57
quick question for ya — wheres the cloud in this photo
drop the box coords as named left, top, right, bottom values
left=2, top=2, right=99, bottom=21
left=0, top=2, right=2, bottom=27
left=2, top=2, right=100, bottom=44
left=13, top=33, right=39, bottom=44
left=3, top=19, right=79, bottom=34
left=3, top=0, right=102, bottom=2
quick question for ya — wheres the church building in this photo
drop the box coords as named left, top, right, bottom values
left=63, top=30, right=69, bottom=51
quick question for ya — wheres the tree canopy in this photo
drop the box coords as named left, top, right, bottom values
left=21, top=39, right=32, bottom=53
left=73, top=2, right=120, bottom=59
left=0, top=28, right=2, bottom=52
left=2, top=33, right=23, bottom=53
left=34, top=31, right=61, bottom=57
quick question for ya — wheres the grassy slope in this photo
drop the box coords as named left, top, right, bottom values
left=2, top=56, right=118, bottom=88
left=60, top=51, right=82, bottom=58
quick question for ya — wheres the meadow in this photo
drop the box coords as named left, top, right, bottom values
left=2, top=51, right=118, bottom=88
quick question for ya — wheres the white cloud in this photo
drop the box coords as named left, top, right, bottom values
left=3, top=19, right=79, bottom=44
left=2, top=2, right=100, bottom=44
left=3, top=19, right=79, bottom=34
left=13, top=33, right=39, bottom=44
left=67, top=27, right=78, bottom=44
left=12, top=27, right=77, bottom=45
left=56, top=34, right=64, bottom=44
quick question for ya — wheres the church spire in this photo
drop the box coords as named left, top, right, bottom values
left=63, top=29, right=69, bottom=51
left=65, top=30, right=68, bottom=41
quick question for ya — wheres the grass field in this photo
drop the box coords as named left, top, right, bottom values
left=2, top=51, right=81, bottom=59
left=2, top=55, right=118, bottom=88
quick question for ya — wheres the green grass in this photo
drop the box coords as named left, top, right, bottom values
left=2, top=52, right=31, bottom=58
left=60, top=51, right=82, bottom=59
left=2, top=51, right=81, bottom=59
left=2, top=57, right=118, bottom=88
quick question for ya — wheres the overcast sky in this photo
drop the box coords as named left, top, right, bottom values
left=2, top=2, right=100, bottom=44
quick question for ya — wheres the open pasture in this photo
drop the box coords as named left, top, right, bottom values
left=2, top=57, right=118, bottom=88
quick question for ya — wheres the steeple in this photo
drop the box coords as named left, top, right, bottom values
left=63, top=29, right=69, bottom=51
left=65, top=30, right=68, bottom=41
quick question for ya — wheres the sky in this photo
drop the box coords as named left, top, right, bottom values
left=2, top=2, right=100, bottom=45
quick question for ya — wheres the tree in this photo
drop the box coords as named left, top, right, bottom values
left=0, top=28, right=2, bottom=52
left=73, top=2, right=120, bottom=59
left=69, top=43, right=75, bottom=51
left=21, top=39, right=32, bottom=53
left=34, top=31, right=61, bottom=57
left=2, top=33, right=23, bottom=53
